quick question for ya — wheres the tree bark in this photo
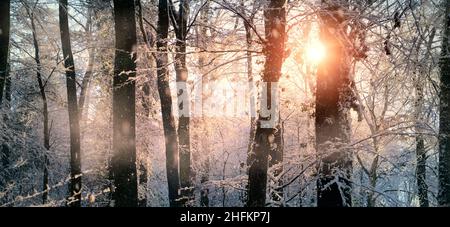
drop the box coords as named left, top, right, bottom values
left=269, top=122, right=284, bottom=205
left=416, top=134, right=428, bottom=206
left=0, top=0, right=10, bottom=106
left=245, top=26, right=257, bottom=166
left=366, top=154, right=378, bottom=207
left=243, top=12, right=256, bottom=206
left=414, top=48, right=429, bottom=207
left=172, top=0, right=192, bottom=206
left=111, top=0, right=138, bottom=207
left=59, top=0, right=82, bottom=207
left=438, top=0, right=450, bottom=206
left=316, top=4, right=353, bottom=207
left=247, top=0, right=286, bottom=207
left=157, top=0, right=181, bottom=207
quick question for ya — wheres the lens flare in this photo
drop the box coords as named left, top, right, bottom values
left=305, top=40, right=326, bottom=64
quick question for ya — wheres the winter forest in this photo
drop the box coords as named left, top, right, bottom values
left=1, top=0, right=450, bottom=208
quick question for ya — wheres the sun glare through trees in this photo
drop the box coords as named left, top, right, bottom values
left=0, top=0, right=450, bottom=213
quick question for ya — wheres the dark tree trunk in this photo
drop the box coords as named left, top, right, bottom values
left=59, top=0, right=82, bottom=207
left=315, top=4, right=353, bottom=207
left=157, top=0, right=180, bottom=207
left=0, top=0, right=10, bottom=106
left=414, top=51, right=428, bottom=207
left=416, top=135, right=428, bottom=206
left=414, top=27, right=436, bottom=207
left=27, top=6, right=51, bottom=204
left=367, top=154, right=378, bottom=207
left=269, top=122, right=284, bottom=205
left=247, top=0, right=286, bottom=207
left=172, top=0, right=192, bottom=206
left=111, top=0, right=138, bottom=207
left=438, top=0, right=450, bottom=206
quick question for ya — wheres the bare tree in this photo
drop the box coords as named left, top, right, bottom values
left=157, top=0, right=181, bottom=207
left=414, top=26, right=435, bottom=207
left=23, top=0, right=51, bottom=204
left=315, top=3, right=353, bottom=207
left=247, top=0, right=286, bottom=207
left=59, top=0, right=82, bottom=207
left=78, top=7, right=95, bottom=121
left=169, top=0, right=192, bottom=206
left=197, top=0, right=210, bottom=207
left=111, top=0, right=139, bottom=207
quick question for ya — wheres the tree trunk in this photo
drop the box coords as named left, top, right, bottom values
left=4, top=63, right=11, bottom=104
left=111, top=0, right=138, bottom=207
left=157, top=0, right=181, bottom=207
left=269, top=122, right=284, bottom=205
left=0, top=0, right=10, bottom=106
left=27, top=6, right=51, bottom=204
left=416, top=135, right=428, bottom=206
left=414, top=27, right=436, bottom=207
left=78, top=8, right=95, bottom=121
left=367, top=154, right=378, bottom=207
left=59, top=0, right=82, bottom=207
left=136, top=0, right=158, bottom=207
left=316, top=4, right=353, bottom=207
left=415, top=65, right=429, bottom=207
left=243, top=14, right=256, bottom=206
left=173, top=0, right=192, bottom=206
left=438, top=0, right=450, bottom=206
left=247, top=0, right=286, bottom=207
left=197, top=0, right=210, bottom=207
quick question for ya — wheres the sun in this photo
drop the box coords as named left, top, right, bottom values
left=305, top=40, right=326, bottom=64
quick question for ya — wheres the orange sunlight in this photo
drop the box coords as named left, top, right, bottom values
left=305, top=39, right=326, bottom=64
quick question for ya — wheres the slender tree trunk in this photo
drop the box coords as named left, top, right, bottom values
left=243, top=14, right=256, bottom=206
left=27, top=7, right=51, bottom=204
left=59, top=0, right=82, bottom=207
left=137, top=0, right=154, bottom=116
left=245, top=21, right=256, bottom=147
left=157, top=0, right=180, bottom=207
left=197, top=0, right=210, bottom=207
left=415, top=69, right=429, bottom=207
left=366, top=154, right=378, bottom=207
left=78, top=8, right=95, bottom=121
left=173, top=0, right=192, bottom=206
left=247, top=0, right=286, bottom=207
left=414, top=28, right=435, bottom=207
left=136, top=0, right=158, bottom=207
left=438, top=0, right=450, bottom=206
left=0, top=0, right=10, bottom=106
left=111, top=0, right=138, bottom=207
left=416, top=134, right=428, bottom=206
left=316, top=4, right=353, bottom=207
